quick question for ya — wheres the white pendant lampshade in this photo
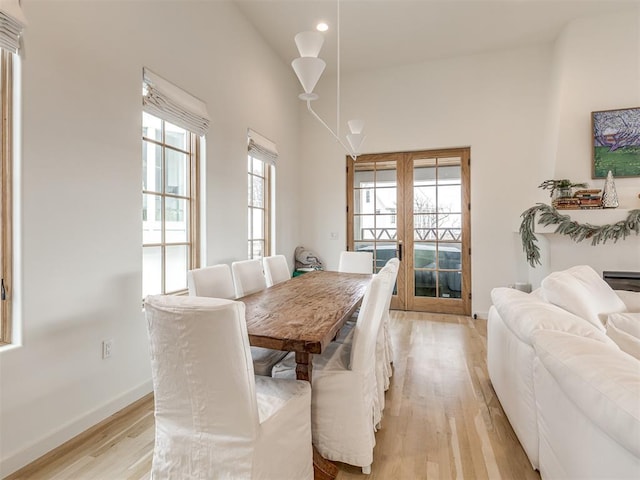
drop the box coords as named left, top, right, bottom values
left=347, top=119, right=364, bottom=135
left=292, top=57, right=326, bottom=95
left=347, top=133, right=365, bottom=154
left=294, top=31, right=324, bottom=58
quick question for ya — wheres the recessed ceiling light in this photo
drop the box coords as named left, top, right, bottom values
left=316, top=22, right=329, bottom=32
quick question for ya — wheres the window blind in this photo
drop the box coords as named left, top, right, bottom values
left=0, top=0, right=27, bottom=54
left=248, top=129, right=278, bottom=166
left=142, top=68, right=210, bottom=137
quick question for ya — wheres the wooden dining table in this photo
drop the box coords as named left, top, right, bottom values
left=238, top=269, right=372, bottom=480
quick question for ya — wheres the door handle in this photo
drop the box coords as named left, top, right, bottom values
left=397, top=241, right=403, bottom=261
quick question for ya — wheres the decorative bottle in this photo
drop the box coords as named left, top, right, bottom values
left=601, top=170, right=619, bottom=208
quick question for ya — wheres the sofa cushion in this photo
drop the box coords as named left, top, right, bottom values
left=616, top=290, right=640, bottom=313
left=606, top=312, right=640, bottom=360
left=532, top=330, right=640, bottom=458
left=491, top=287, right=614, bottom=346
left=541, top=265, right=627, bottom=331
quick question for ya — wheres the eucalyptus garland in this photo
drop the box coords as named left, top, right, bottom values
left=519, top=203, right=640, bottom=267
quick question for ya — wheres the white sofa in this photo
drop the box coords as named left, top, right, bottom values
left=488, top=265, right=640, bottom=479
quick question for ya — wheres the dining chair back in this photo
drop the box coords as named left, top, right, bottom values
left=374, top=257, right=400, bottom=424
left=232, top=259, right=267, bottom=297
left=187, top=264, right=236, bottom=299
left=189, top=262, right=285, bottom=376
left=263, top=254, right=291, bottom=287
left=338, top=251, right=373, bottom=274
left=311, top=271, right=391, bottom=474
left=144, top=295, right=313, bottom=479
left=350, top=270, right=393, bottom=374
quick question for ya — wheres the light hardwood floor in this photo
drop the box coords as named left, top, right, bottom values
left=6, top=312, right=540, bottom=480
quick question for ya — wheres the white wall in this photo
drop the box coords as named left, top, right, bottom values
left=538, top=11, right=640, bottom=282
left=298, top=10, right=640, bottom=317
left=0, top=1, right=300, bottom=476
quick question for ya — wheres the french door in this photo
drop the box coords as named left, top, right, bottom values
left=347, top=148, right=471, bottom=315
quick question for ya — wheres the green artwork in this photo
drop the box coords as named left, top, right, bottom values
left=592, top=107, right=640, bottom=178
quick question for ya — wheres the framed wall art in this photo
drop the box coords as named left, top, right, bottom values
left=592, top=107, right=640, bottom=178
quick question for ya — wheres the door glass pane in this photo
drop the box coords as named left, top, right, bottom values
left=415, top=269, right=436, bottom=297
left=415, top=242, right=436, bottom=268
left=414, top=214, right=437, bottom=240
left=440, top=243, right=462, bottom=269
left=166, top=149, right=187, bottom=196
left=165, top=245, right=188, bottom=292
left=373, top=242, right=397, bottom=271
left=354, top=242, right=374, bottom=255
left=353, top=161, right=375, bottom=188
left=437, top=185, right=461, bottom=212
left=415, top=242, right=437, bottom=297
left=414, top=186, right=436, bottom=212
left=376, top=161, right=397, bottom=183
left=438, top=164, right=461, bottom=181
left=354, top=188, right=374, bottom=215
left=439, top=271, right=462, bottom=298
left=143, top=193, right=162, bottom=244
left=142, top=246, right=162, bottom=297
left=165, top=197, right=187, bottom=243
left=354, top=215, right=376, bottom=240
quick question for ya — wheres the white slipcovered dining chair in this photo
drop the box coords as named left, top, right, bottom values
left=376, top=257, right=399, bottom=422
left=333, top=258, right=398, bottom=428
left=232, top=259, right=268, bottom=297
left=338, top=250, right=374, bottom=274
left=144, top=295, right=313, bottom=480
left=272, top=271, right=392, bottom=474
left=187, top=264, right=236, bottom=299
left=188, top=263, right=286, bottom=376
left=263, top=255, right=291, bottom=287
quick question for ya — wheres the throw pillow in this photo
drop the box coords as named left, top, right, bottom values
left=541, top=265, right=627, bottom=331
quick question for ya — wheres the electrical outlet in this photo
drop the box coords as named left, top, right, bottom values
left=330, top=232, right=338, bottom=240
left=102, top=340, right=113, bottom=359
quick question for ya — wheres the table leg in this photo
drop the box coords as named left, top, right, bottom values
left=295, top=351, right=312, bottom=382
left=295, top=352, right=339, bottom=480
left=313, top=446, right=339, bottom=480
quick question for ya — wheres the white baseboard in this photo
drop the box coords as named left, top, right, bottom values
left=1, top=380, right=153, bottom=478
left=473, top=311, right=489, bottom=320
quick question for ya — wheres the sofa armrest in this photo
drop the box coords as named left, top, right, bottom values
left=532, top=329, right=640, bottom=458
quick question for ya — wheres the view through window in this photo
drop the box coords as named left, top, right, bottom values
left=142, top=112, right=199, bottom=296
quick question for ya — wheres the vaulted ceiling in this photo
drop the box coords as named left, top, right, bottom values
left=235, top=0, right=639, bottom=74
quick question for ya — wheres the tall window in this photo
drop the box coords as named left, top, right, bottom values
left=142, top=68, right=208, bottom=297
left=142, top=113, right=199, bottom=296
left=0, top=50, right=13, bottom=344
left=247, top=129, right=277, bottom=259
left=247, top=154, right=270, bottom=259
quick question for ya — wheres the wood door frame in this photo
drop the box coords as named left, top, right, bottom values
left=404, top=148, right=471, bottom=315
left=346, top=152, right=406, bottom=310
left=347, top=148, right=471, bottom=315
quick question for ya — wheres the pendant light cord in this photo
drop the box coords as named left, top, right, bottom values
left=336, top=0, right=341, bottom=138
